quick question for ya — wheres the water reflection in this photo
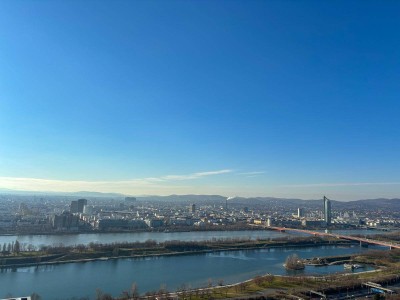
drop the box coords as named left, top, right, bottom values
left=0, top=242, right=384, bottom=299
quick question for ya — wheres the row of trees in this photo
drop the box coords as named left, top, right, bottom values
left=1, top=235, right=328, bottom=257
left=1, top=240, right=25, bottom=255
left=1, top=240, right=40, bottom=255
left=38, top=235, right=322, bottom=255
left=96, top=279, right=223, bottom=300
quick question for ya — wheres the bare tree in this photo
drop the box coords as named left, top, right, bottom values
left=254, top=276, right=263, bottom=286
left=31, top=293, right=41, bottom=300
left=27, top=243, right=35, bottom=252
left=14, top=240, right=20, bottom=254
left=238, top=282, right=247, bottom=292
left=96, top=288, right=104, bottom=300
left=131, top=282, right=139, bottom=299
left=265, top=274, right=274, bottom=284
left=119, top=291, right=130, bottom=300
left=76, top=244, right=86, bottom=253
left=157, top=283, right=168, bottom=299
left=101, top=294, right=113, bottom=300
left=112, top=247, right=119, bottom=257
left=207, top=278, right=213, bottom=288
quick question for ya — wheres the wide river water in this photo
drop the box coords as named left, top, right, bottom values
left=0, top=244, right=383, bottom=300
left=0, top=230, right=389, bottom=299
left=0, top=229, right=384, bottom=248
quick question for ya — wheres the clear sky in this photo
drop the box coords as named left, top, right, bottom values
left=1, top=0, right=399, bottom=200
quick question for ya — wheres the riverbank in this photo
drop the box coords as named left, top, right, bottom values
left=1, top=241, right=390, bottom=299
left=100, top=259, right=388, bottom=300
left=206, top=249, right=400, bottom=300
left=173, top=269, right=399, bottom=300
left=150, top=252, right=399, bottom=300
left=0, top=224, right=263, bottom=236
left=0, top=237, right=355, bottom=269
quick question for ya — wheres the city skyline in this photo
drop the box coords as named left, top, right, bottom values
left=1, top=1, right=400, bottom=200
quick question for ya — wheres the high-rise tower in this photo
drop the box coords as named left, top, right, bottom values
left=70, top=198, right=87, bottom=214
left=297, top=208, right=304, bottom=218
left=323, top=196, right=331, bottom=225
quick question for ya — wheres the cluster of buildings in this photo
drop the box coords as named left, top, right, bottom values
left=0, top=194, right=399, bottom=234
left=46, top=197, right=248, bottom=232
left=256, top=197, right=367, bottom=229
left=0, top=195, right=51, bottom=233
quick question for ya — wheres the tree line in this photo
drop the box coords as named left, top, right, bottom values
left=0, top=235, right=328, bottom=257
left=1, top=240, right=27, bottom=255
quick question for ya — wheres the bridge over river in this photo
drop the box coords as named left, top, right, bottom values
left=266, top=226, right=400, bottom=249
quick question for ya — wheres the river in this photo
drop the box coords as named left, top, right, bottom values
left=0, top=229, right=384, bottom=248
left=0, top=244, right=382, bottom=300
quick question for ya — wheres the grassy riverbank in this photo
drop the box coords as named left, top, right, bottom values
left=130, top=250, right=398, bottom=300
left=191, top=249, right=400, bottom=300
left=0, top=236, right=352, bottom=269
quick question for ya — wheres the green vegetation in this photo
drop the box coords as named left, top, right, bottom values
left=204, top=249, right=400, bottom=300
left=0, top=236, right=348, bottom=268
left=114, top=248, right=400, bottom=300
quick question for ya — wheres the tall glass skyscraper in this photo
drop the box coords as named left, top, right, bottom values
left=324, top=196, right=331, bottom=225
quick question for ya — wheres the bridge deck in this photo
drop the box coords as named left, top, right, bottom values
left=363, top=282, right=395, bottom=293
left=309, top=290, right=327, bottom=298
left=267, top=226, right=400, bottom=249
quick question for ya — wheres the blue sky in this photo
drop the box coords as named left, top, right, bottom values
left=1, top=0, right=399, bottom=200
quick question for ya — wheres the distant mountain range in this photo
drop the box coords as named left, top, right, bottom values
left=0, top=189, right=126, bottom=198
left=126, top=194, right=400, bottom=211
left=224, top=196, right=400, bottom=210
left=0, top=188, right=399, bottom=209
left=136, top=194, right=227, bottom=202
left=135, top=195, right=400, bottom=211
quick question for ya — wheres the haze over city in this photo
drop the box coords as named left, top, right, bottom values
left=1, top=1, right=400, bottom=200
